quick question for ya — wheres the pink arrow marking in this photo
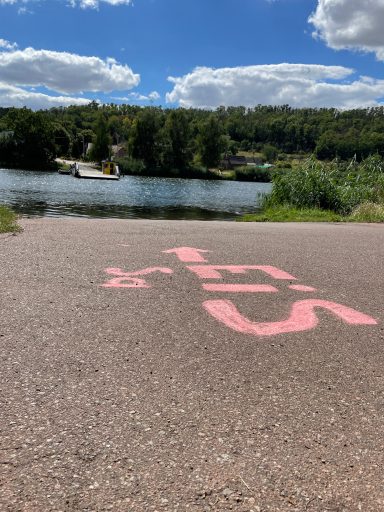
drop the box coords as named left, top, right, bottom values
left=163, top=247, right=210, bottom=263
left=203, top=299, right=377, bottom=336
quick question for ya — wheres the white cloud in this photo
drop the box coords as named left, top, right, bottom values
left=0, top=82, right=90, bottom=109
left=0, top=45, right=140, bottom=108
left=0, top=0, right=132, bottom=8
left=76, top=0, right=132, bottom=7
left=0, top=47, right=140, bottom=94
left=17, top=6, right=32, bottom=14
left=166, top=64, right=384, bottom=108
left=0, top=38, right=17, bottom=50
left=112, top=90, right=161, bottom=102
left=148, top=91, right=160, bottom=101
left=309, top=0, right=384, bottom=60
left=166, top=64, right=384, bottom=109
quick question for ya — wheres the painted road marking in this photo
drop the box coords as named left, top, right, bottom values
left=288, top=284, right=317, bottom=292
left=102, top=267, right=173, bottom=288
left=203, top=299, right=377, bottom=336
left=186, top=265, right=296, bottom=280
left=202, top=284, right=279, bottom=293
left=162, top=247, right=210, bottom=262
left=101, top=248, right=378, bottom=336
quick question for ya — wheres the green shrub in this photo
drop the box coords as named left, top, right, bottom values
left=263, top=155, right=384, bottom=216
left=234, top=165, right=272, bottom=182
left=373, top=174, right=384, bottom=203
left=348, top=202, right=384, bottom=222
left=0, top=205, right=22, bottom=233
left=265, top=158, right=343, bottom=212
left=338, top=182, right=373, bottom=214
left=262, top=144, right=279, bottom=162
left=115, top=156, right=145, bottom=175
left=274, top=161, right=292, bottom=169
left=339, top=155, right=384, bottom=212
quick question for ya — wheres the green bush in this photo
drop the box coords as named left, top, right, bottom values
left=274, top=161, right=292, bottom=169
left=339, top=155, right=384, bottom=212
left=265, top=158, right=343, bottom=212
left=348, top=202, right=384, bottom=222
left=264, top=155, right=384, bottom=215
left=180, top=166, right=221, bottom=179
left=234, top=165, right=272, bottom=182
left=262, top=144, right=279, bottom=162
left=115, top=156, right=145, bottom=175
left=0, top=205, right=22, bottom=233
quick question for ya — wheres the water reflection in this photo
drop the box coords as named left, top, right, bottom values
left=0, top=169, right=271, bottom=221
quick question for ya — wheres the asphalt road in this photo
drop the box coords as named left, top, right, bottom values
left=1, top=218, right=383, bottom=511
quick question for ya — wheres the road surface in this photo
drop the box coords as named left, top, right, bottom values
left=1, top=218, right=383, bottom=511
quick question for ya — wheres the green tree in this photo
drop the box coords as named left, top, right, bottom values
left=263, top=144, right=279, bottom=162
left=89, top=114, right=111, bottom=162
left=0, top=108, right=56, bottom=168
left=108, top=115, right=124, bottom=145
left=315, top=131, right=338, bottom=160
left=164, top=109, right=191, bottom=169
left=196, top=114, right=225, bottom=168
left=53, top=123, right=71, bottom=156
left=129, top=109, right=162, bottom=169
left=71, top=129, right=94, bottom=159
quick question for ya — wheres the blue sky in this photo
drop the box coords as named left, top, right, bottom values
left=1, top=0, right=384, bottom=109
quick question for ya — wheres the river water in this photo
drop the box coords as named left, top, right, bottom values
left=0, top=168, right=272, bottom=221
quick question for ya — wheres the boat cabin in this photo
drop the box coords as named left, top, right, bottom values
left=102, top=160, right=120, bottom=177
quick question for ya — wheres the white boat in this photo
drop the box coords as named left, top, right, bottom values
left=74, top=160, right=120, bottom=180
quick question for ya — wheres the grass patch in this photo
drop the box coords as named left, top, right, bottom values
left=347, top=202, right=384, bottom=223
left=239, top=205, right=344, bottom=222
left=239, top=203, right=384, bottom=223
left=0, top=205, right=22, bottom=233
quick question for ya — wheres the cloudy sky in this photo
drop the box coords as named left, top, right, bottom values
left=1, top=0, right=384, bottom=110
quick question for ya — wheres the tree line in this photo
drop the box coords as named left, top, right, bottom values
left=2, top=102, right=384, bottom=172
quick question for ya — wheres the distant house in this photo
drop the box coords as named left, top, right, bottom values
left=220, top=155, right=263, bottom=170
left=245, top=156, right=264, bottom=166
left=220, top=155, right=247, bottom=170
left=111, top=145, right=127, bottom=159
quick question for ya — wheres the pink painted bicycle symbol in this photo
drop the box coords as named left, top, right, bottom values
left=101, top=247, right=377, bottom=337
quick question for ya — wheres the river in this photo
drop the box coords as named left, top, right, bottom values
left=0, top=169, right=272, bottom=221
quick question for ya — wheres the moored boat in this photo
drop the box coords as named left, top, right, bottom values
left=74, top=160, right=120, bottom=180
left=101, top=160, right=120, bottom=178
